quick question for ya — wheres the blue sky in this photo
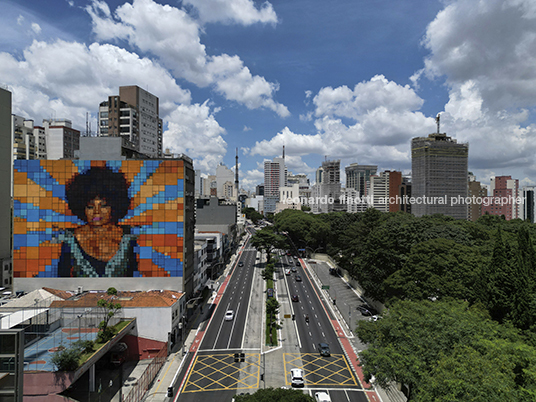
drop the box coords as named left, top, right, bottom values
left=2, top=0, right=536, bottom=190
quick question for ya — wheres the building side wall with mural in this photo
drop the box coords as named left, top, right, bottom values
left=13, top=159, right=193, bottom=293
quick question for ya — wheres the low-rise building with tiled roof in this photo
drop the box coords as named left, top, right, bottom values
left=49, top=289, right=185, bottom=344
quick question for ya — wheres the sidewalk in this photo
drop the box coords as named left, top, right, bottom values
left=141, top=293, right=217, bottom=401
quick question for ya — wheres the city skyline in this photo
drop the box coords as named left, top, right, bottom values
left=2, top=0, right=536, bottom=190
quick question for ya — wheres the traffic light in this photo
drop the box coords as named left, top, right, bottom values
left=240, top=353, right=245, bottom=362
left=234, top=353, right=239, bottom=362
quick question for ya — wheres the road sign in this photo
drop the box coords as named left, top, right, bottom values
left=322, top=285, right=330, bottom=290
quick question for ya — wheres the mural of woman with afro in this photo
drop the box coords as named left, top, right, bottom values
left=57, top=166, right=139, bottom=277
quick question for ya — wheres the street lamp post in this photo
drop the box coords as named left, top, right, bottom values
left=77, top=314, right=83, bottom=341
left=181, top=296, right=204, bottom=355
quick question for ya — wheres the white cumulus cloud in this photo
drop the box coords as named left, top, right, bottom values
left=86, top=0, right=289, bottom=117
left=418, top=0, right=536, bottom=181
left=164, top=101, right=227, bottom=172
left=251, top=75, right=433, bottom=172
left=183, top=0, right=277, bottom=25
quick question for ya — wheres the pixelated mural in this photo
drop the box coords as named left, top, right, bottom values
left=13, top=160, right=185, bottom=278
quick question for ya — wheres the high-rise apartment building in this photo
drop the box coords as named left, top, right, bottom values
left=522, top=187, right=536, bottom=223
left=312, top=159, right=342, bottom=213
left=368, top=170, right=402, bottom=213
left=0, top=88, right=12, bottom=288
left=467, top=173, right=487, bottom=222
left=34, top=125, right=46, bottom=159
left=264, top=157, right=286, bottom=214
left=411, top=133, right=469, bottom=219
left=13, top=116, right=47, bottom=161
left=345, top=163, right=378, bottom=196
left=399, top=176, right=412, bottom=214
left=98, top=85, right=162, bottom=158
left=481, top=176, right=519, bottom=220
left=13, top=116, right=37, bottom=160
left=43, top=119, right=80, bottom=160
left=216, top=163, right=235, bottom=200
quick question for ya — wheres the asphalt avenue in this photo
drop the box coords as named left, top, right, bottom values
left=143, top=226, right=399, bottom=402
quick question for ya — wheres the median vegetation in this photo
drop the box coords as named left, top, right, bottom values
left=259, top=257, right=280, bottom=346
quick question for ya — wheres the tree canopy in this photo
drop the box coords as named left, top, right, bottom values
left=356, top=300, right=536, bottom=401
left=250, top=226, right=288, bottom=262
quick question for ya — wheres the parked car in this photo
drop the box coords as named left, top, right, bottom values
left=238, top=261, right=244, bottom=267
left=224, top=310, right=234, bottom=321
left=365, top=305, right=379, bottom=315
left=356, top=305, right=373, bottom=316
left=295, top=275, right=302, bottom=282
left=329, top=268, right=340, bottom=276
left=290, top=368, right=304, bottom=387
left=315, top=391, right=332, bottom=402
left=291, top=294, right=299, bottom=302
left=317, top=342, right=330, bottom=357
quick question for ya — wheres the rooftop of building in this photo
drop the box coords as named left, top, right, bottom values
left=49, top=289, right=184, bottom=309
left=0, top=287, right=74, bottom=309
left=412, top=132, right=468, bottom=145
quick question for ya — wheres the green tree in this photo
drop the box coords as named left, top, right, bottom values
left=512, top=227, right=536, bottom=330
left=266, top=297, right=280, bottom=324
left=50, top=339, right=95, bottom=371
left=51, top=344, right=81, bottom=371
left=273, top=209, right=328, bottom=251
left=251, top=226, right=288, bottom=262
left=233, top=387, right=314, bottom=401
left=415, top=340, right=536, bottom=402
left=356, top=300, right=526, bottom=400
left=385, top=238, right=481, bottom=302
left=243, top=207, right=263, bottom=224
left=96, top=287, right=122, bottom=343
left=479, top=227, right=517, bottom=324
left=266, top=297, right=280, bottom=345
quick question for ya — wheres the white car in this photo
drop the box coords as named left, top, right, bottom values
left=224, top=310, right=234, bottom=321
left=315, top=391, right=331, bottom=402
left=290, top=368, right=304, bottom=387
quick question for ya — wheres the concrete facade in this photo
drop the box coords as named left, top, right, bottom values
left=0, top=88, right=12, bottom=289
left=43, top=119, right=80, bottom=160
left=411, top=133, right=469, bottom=219
left=481, top=175, right=519, bottom=220
left=345, top=163, right=378, bottom=196
left=522, top=187, right=536, bottom=223
left=468, top=174, right=488, bottom=222
left=98, top=86, right=162, bottom=158
left=263, top=157, right=286, bottom=214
